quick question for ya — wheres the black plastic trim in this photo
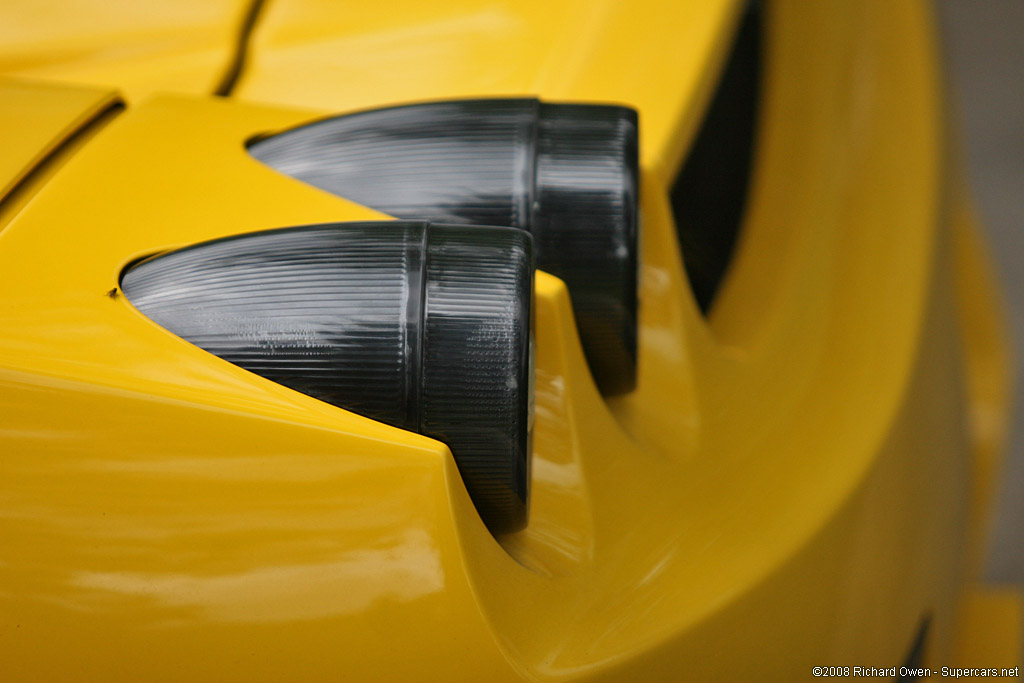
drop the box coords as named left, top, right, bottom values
left=670, top=0, right=762, bottom=314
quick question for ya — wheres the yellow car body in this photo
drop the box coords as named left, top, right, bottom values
left=0, top=0, right=1019, bottom=680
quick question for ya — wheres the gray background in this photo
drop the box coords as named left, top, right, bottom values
left=937, top=0, right=1024, bottom=585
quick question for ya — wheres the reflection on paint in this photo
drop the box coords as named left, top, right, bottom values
left=73, top=529, right=443, bottom=623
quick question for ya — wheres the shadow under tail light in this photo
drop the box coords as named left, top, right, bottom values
left=248, top=98, right=638, bottom=396
left=121, top=221, right=534, bottom=534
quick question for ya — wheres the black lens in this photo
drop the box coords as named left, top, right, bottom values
left=533, top=103, right=638, bottom=396
left=121, top=221, right=533, bottom=533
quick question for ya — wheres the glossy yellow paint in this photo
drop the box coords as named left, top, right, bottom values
left=238, top=0, right=739, bottom=179
left=0, top=0, right=1018, bottom=680
left=0, top=80, right=118, bottom=202
left=0, top=81, right=122, bottom=243
left=0, top=0, right=251, bottom=101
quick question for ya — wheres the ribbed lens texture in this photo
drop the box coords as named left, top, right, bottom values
left=122, top=223, right=419, bottom=427
left=534, top=104, right=638, bottom=396
left=249, top=100, right=536, bottom=230
left=249, top=98, right=639, bottom=396
left=422, top=225, right=533, bottom=534
left=121, top=221, right=533, bottom=534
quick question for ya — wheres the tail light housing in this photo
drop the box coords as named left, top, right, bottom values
left=249, top=99, right=638, bottom=395
left=122, top=221, right=534, bottom=534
